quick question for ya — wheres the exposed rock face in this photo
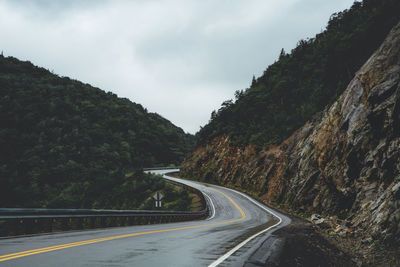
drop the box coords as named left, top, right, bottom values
left=182, top=22, right=400, bottom=247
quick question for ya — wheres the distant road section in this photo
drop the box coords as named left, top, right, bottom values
left=0, top=169, right=290, bottom=266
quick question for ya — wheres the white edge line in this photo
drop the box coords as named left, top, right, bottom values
left=203, top=193, right=216, bottom=220
left=208, top=186, right=283, bottom=267
left=148, top=170, right=284, bottom=266
left=162, top=173, right=216, bottom=221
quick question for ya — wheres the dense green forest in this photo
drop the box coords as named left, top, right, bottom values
left=0, top=55, right=194, bottom=209
left=197, top=0, right=400, bottom=147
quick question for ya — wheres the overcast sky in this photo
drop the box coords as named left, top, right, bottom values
left=0, top=0, right=355, bottom=134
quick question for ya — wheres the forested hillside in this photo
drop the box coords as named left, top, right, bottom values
left=0, top=55, right=194, bottom=208
left=182, top=21, right=400, bottom=263
left=197, top=0, right=400, bottom=147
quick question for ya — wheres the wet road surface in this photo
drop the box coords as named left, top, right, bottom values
left=0, top=169, right=290, bottom=266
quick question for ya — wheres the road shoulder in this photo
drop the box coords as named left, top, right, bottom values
left=245, top=212, right=353, bottom=266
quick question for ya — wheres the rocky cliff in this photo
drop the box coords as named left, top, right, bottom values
left=182, top=22, right=400, bottom=253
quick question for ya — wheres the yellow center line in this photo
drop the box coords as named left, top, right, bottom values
left=0, top=187, right=246, bottom=262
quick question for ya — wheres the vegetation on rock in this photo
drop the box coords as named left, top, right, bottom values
left=182, top=20, right=400, bottom=264
left=197, top=0, right=400, bottom=148
left=183, top=0, right=400, bottom=263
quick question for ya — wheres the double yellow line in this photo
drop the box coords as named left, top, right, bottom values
left=0, top=187, right=246, bottom=262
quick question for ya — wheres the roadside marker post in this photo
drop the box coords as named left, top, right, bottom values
left=153, top=192, right=163, bottom=208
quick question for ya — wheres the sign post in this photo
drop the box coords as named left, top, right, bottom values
left=153, top=191, right=164, bottom=208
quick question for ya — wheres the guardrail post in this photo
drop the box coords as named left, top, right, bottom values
left=42, top=218, right=51, bottom=233
left=52, top=218, right=58, bottom=231
left=87, top=217, right=92, bottom=228
left=24, top=218, right=32, bottom=234
left=100, top=217, right=106, bottom=228
left=76, top=217, right=83, bottom=230
left=7, top=218, right=18, bottom=236
left=34, top=218, right=40, bottom=233
left=60, top=218, right=68, bottom=231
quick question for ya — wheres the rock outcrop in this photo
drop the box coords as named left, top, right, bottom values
left=182, top=21, right=400, bottom=251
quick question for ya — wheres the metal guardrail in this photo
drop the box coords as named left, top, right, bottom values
left=0, top=171, right=208, bottom=237
left=164, top=177, right=207, bottom=212
left=142, top=167, right=180, bottom=171
left=0, top=208, right=208, bottom=237
left=0, top=208, right=207, bottom=219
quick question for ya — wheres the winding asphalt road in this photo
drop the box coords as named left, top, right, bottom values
left=0, top=170, right=290, bottom=266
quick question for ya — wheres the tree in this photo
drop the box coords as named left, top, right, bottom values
left=251, top=75, right=256, bottom=87
left=0, top=55, right=196, bottom=208
left=196, top=0, right=400, bottom=148
left=279, top=48, right=286, bottom=59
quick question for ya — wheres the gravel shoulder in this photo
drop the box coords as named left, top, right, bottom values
left=244, top=208, right=353, bottom=267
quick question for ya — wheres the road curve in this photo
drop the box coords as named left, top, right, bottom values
left=0, top=169, right=291, bottom=266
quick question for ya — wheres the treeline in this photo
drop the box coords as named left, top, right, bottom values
left=197, top=0, right=400, bottom=147
left=0, top=55, right=194, bottom=208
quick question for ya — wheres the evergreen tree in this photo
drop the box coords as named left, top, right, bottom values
left=197, top=0, right=400, bottom=148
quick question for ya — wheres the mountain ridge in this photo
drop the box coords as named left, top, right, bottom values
left=182, top=16, right=400, bottom=266
left=0, top=54, right=194, bottom=208
left=196, top=0, right=400, bottom=149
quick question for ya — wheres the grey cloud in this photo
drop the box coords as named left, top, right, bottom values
left=0, top=0, right=355, bottom=133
